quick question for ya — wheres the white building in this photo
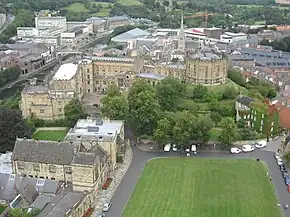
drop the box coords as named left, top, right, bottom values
left=220, top=32, right=247, bottom=44
left=35, top=16, right=67, bottom=31
left=52, top=63, right=78, bottom=81
left=28, top=35, right=61, bottom=47
left=17, top=27, right=39, bottom=38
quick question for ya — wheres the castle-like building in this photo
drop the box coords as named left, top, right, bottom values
left=20, top=15, right=229, bottom=121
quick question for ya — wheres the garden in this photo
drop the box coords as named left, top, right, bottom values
left=122, top=158, right=281, bottom=217
left=32, top=129, right=68, bottom=141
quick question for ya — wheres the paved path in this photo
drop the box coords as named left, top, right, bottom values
left=105, top=141, right=290, bottom=217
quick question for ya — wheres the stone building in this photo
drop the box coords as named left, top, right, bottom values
left=21, top=63, right=80, bottom=120
left=185, top=52, right=228, bottom=85
left=12, top=138, right=110, bottom=194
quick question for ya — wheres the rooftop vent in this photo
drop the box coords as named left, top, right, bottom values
left=88, top=126, right=99, bottom=132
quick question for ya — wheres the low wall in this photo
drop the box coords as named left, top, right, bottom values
left=35, top=127, right=68, bottom=132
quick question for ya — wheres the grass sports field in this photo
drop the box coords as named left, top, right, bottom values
left=122, top=158, right=281, bottom=217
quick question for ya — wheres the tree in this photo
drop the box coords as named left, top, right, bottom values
left=195, top=115, right=213, bottom=144
left=210, top=112, right=222, bottom=126
left=284, top=150, right=290, bottom=164
left=192, top=84, right=208, bottom=100
left=172, top=111, right=196, bottom=148
left=64, top=99, right=85, bottom=127
left=0, top=108, right=32, bottom=152
left=267, top=88, right=277, bottom=99
left=101, top=86, right=128, bottom=120
left=222, top=86, right=238, bottom=99
left=227, top=69, right=246, bottom=87
left=153, top=117, right=172, bottom=144
left=218, top=117, right=238, bottom=146
left=128, top=80, right=160, bottom=136
left=9, top=208, right=40, bottom=217
left=156, top=78, right=184, bottom=111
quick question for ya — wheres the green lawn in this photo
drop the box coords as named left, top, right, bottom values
left=117, top=0, right=142, bottom=5
left=33, top=130, right=68, bottom=141
left=64, top=3, right=91, bottom=12
left=236, top=4, right=288, bottom=9
left=122, top=158, right=281, bottom=217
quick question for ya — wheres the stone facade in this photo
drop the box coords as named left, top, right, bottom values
left=12, top=138, right=110, bottom=194
left=21, top=53, right=229, bottom=120
left=185, top=53, right=228, bottom=85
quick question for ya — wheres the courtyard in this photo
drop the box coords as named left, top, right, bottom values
left=32, top=129, right=68, bottom=141
left=122, top=158, right=281, bottom=217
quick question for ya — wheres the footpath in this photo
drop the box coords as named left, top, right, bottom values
left=92, top=145, right=133, bottom=215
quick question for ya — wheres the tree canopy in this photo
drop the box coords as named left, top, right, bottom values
left=0, top=108, right=32, bottom=152
left=218, top=117, right=238, bottom=146
left=64, top=99, right=85, bottom=127
left=101, top=85, right=128, bottom=120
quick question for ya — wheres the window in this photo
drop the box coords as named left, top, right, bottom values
left=87, top=80, right=90, bottom=84
left=96, top=81, right=99, bottom=85
left=17, top=162, right=25, bottom=170
left=39, top=109, right=44, bottom=113
left=33, top=163, right=40, bottom=171
left=103, top=81, right=107, bottom=85
left=49, top=165, right=56, bottom=173
left=87, top=69, right=90, bottom=73
left=65, top=167, right=72, bottom=174
left=88, top=89, right=91, bottom=93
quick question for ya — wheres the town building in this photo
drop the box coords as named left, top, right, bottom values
left=111, top=28, right=150, bottom=45
left=236, top=95, right=280, bottom=137
left=21, top=63, right=81, bottom=120
left=107, top=16, right=130, bottom=29
left=0, top=43, right=56, bottom=74
left=35, top=16, right=67, bottom=31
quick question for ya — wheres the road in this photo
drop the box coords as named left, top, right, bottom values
left=106, top=143, right=290, bottom=217
left=0, top=14, right=14, bottom=34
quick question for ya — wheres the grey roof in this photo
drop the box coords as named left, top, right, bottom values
left=12, top=139, right=74, bottom=165
left=0, top=173, right=60, bottom=203
left=108, top=16, right=129, bottom=21
left=237, top=95, right=254, bottom=106
left=91, top=56, right=134, bottom=63
left=37, top=192, right=84, bottom=217
left=137, top=73, right=167, bottom=80
left=111, top=28, right=149, bottom=43
left=72, top=145, right=106, bottom=165
left=189, top=52, right=221, bottom=60
left=31, top=195, right=54, bottom=211
left=22, top=86, right=49, bottom=94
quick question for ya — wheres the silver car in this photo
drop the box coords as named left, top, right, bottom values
left=103, top=202, right=111, bottom=212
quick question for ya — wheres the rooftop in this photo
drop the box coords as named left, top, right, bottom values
left=189, top=52, right=222, bottom=60
left=108, top=16, right=129, bottom=21
left=65, top=118, right=123, bottom=142
left=0, top=152, right=12, bottom=174
left=136, top=73, right=168, bottom=81
left=65, top=26, right=85, bottom=33
left=53, top=63, right=78, bottom=80
left=22, top=86, right=49, bottom=94
left=92, top=56, right=134, bottom=63
left=12, top=139, right=74, bottom=165
left=37, top=191, right=84, bottom=217
left=0, top=173, right=60, bottom=202
left=111, top=28, right=149, bottom=43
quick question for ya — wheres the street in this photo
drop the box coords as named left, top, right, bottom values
left=105, top=141, right=290, bottom=217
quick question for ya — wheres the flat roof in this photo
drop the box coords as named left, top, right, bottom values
left=74, top=119, right=123, bottom=134
left=137, top=73, right=168, bottom=80
left=53, top=63, right=78, bottom=80
left=65, top=26, right=85, bottom=33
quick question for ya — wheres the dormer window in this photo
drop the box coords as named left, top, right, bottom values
left=98, top=136, right=103, bottom=140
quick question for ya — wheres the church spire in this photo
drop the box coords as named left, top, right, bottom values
left=181, top=13, right=184, bottom=30
left=177, top=13, right=186, bottom=52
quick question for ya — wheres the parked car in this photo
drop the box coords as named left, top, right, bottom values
left=191, top=145, right=197, bottom=154
left=95, top=214, right=105, bottom=217
left=255, top=141, right=267, bottom=149
left=164, top=144, right=171, bottom=152
left=103, top=202, right=111, bottom=212
left=285, top=176, right=290, bottom=185
left=280, top=165, right=287, bottom=172
left=186, top=152, right=190, bottom=157
left=275, top=153, right=281, bottom=160
left=242, top=145, right=255, bottom=152
left=172, top=144, right=177, bottom=152
left=230, top=147, right=242, bottom=154
left=185, top=147, right=190, bottom=152
left=277, top=158, right=284, bottom=166
left=283, top=171, right=289, bottom=178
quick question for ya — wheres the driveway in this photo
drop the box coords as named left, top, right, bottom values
left=106, top=144, right=290, bottom=217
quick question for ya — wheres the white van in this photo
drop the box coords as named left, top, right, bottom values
left=191, top=145, right=197, bottom=155
left=164, top=144, right=171, bottom=152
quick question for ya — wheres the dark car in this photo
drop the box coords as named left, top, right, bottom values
left=283, top=171, right=289, bottom=178
left=285, top=176, right=290, bottom=185
left=280, top=165, right=287, bottom=172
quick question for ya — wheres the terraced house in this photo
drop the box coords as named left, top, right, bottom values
left=236, top=95, right=280, bottom=137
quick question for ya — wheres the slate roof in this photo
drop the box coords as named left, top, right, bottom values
left=0, top=173, right=60, bottom=202
left=22, top=86, right=49, bottom=94
left=237, top=95, right=254, bottom=106
left=111, top=28, right=149, bottom=43
left=12, top=139, right=74, bottom=165
left=72, top=145, right=106, bottom=165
